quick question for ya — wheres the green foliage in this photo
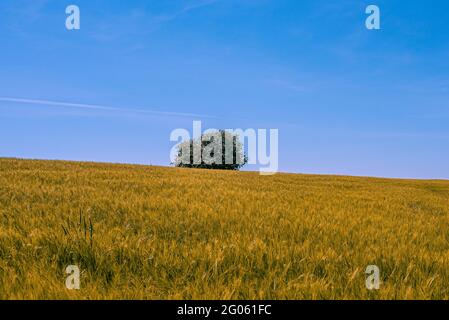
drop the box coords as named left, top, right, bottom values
left=173, top=130, right=248, bottom=170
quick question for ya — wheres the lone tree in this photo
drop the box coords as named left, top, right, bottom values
left=173, top=130, right=248, bottom=170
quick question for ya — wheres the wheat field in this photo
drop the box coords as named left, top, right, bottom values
left=0, top=157, right=448, bottom=299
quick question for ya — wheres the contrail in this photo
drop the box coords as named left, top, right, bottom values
left=0, top=97, right=217, bottom=119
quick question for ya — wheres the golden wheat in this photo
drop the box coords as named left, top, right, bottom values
left=0, top=158, right=448, bottom=299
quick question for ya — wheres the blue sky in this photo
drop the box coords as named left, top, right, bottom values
left=0, top=0, right=448, bottom=179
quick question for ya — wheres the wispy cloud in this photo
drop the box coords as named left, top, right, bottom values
left=89, top=0, right=221, bottom=43
left=1, top=0, right=51, bottom=36
left=266, top=78, right=308, bottom=93
left=155, top=0, right=220, bottom=23
left=0, top=97, right=217, bottom=119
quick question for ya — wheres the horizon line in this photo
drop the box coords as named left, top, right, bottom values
left=1, top=156, right=447, bottom=182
